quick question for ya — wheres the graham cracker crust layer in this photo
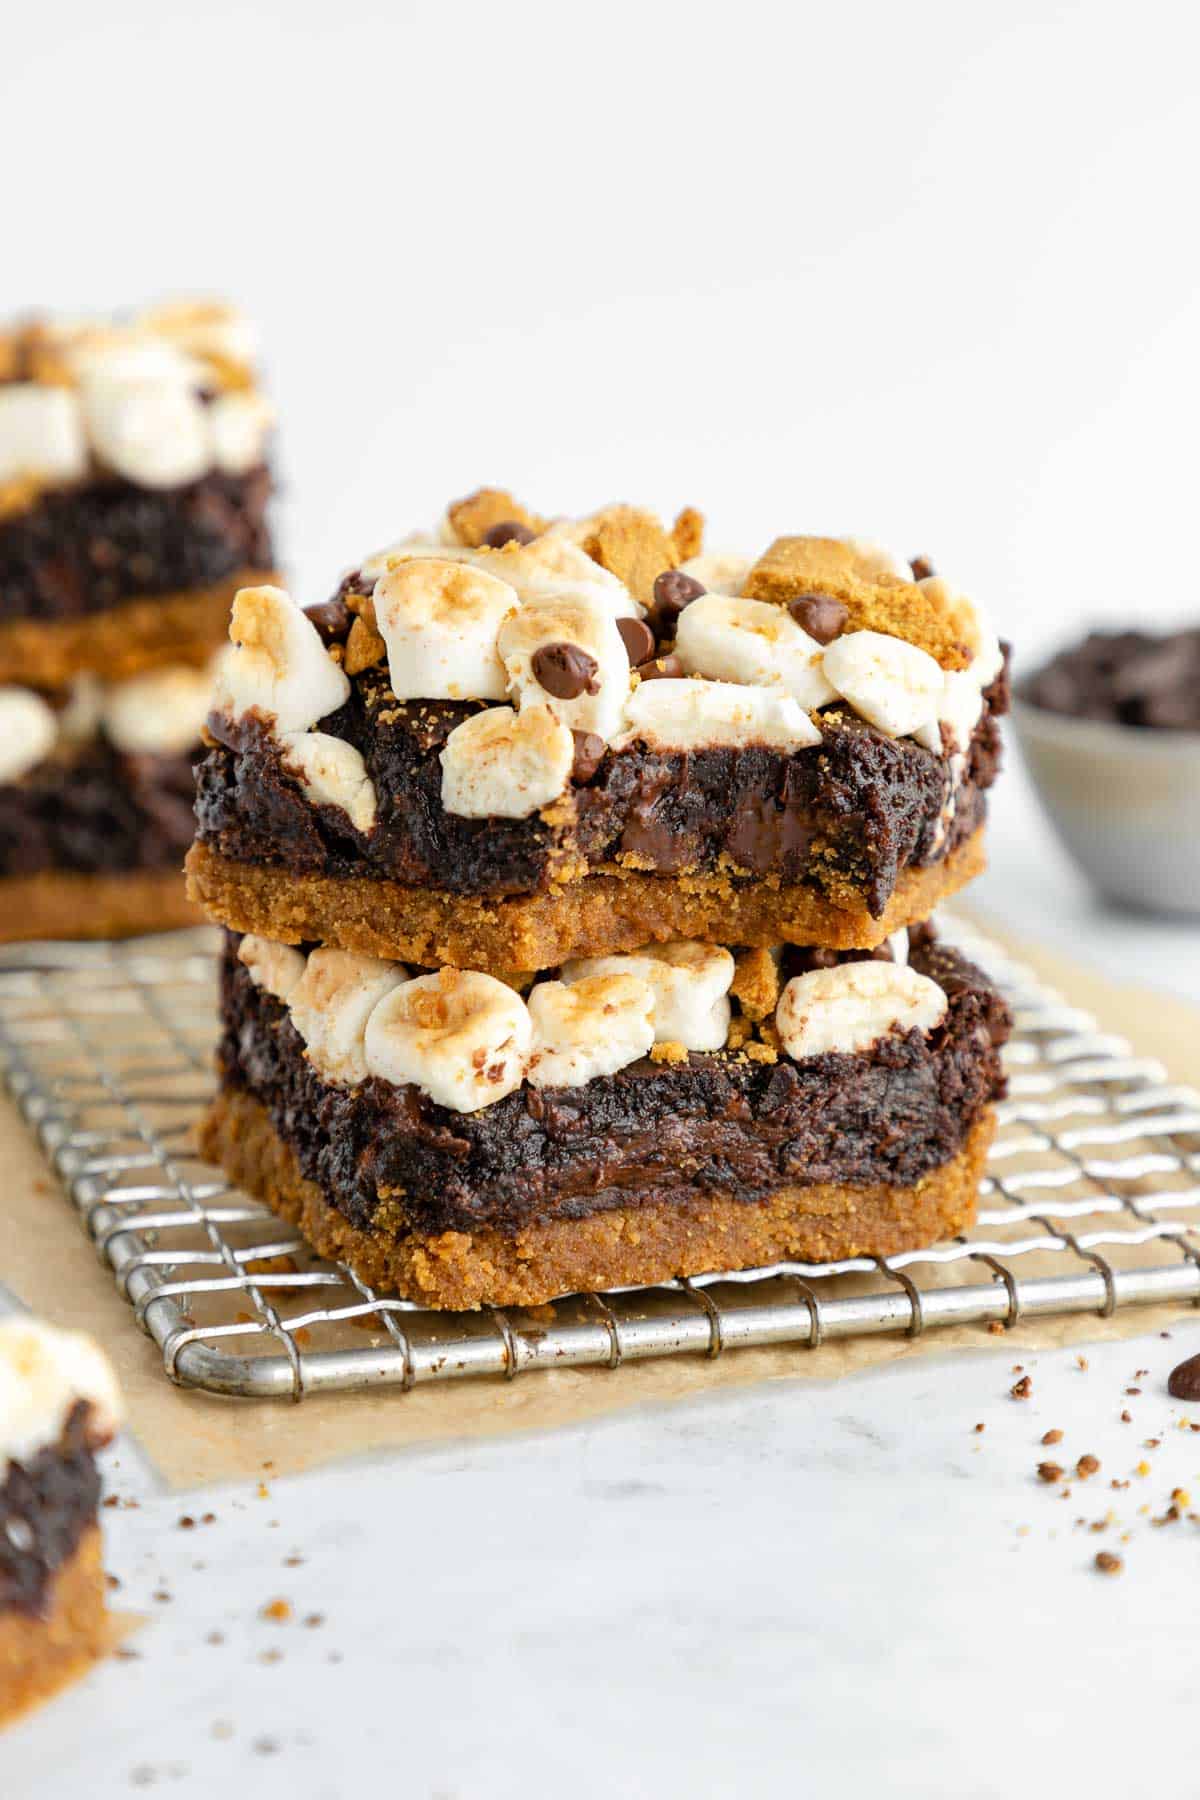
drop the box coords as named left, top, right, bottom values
left=0, top=567, right=275, bottom=688
left=186, top=828, right=986, bottom=970
left=200, top=1085, right=993, bottom=1311
left=0, top=868, right=201, bottom=944
left=0, top=1527, right=107, bottom=1728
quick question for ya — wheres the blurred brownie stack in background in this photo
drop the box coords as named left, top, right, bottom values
left=0, top=300, right=276, bottom=941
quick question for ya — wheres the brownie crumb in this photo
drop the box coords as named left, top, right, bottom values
left=1037, top=1461, right=1065, bottom=1483
left=1167, top=1352, right=1200, bottom=1400
left=1076, top=1454, right=1100, bottom=1479
left=1041, top=1428, right=1063, bottom=1446
left=1094, top=1550, right=1123, bottom=1575
left=1010, top=1375, right=1033, bottom=1400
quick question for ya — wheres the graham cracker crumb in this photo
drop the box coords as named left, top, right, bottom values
left=744, top=1040, right=779, bottom=1064
left=344, top=602, right=386, bottom=676
left=731, top=947, right=781, bottom=1022
left=446, top=488, right=545, bottom=547
left=670, top=506, right=705, bottom=564
left=583, top=507, right=679, bottom=605
left=649, top=1040, right=689, bottom=1065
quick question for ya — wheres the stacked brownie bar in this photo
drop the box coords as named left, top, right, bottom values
left=0, top=300, right=275, bottom=941
left=0, top=1317, right=122, bottom=1724
left=189, top=490, right=1012, bottom=1308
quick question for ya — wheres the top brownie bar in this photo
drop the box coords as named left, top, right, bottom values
left=0, top=300, right=275, bottom=686
left=188, top=489, right=1008, bottom=969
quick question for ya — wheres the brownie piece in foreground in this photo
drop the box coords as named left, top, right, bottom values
left=187, top=492, right=1007, bottom=968
left=200, top=924, right=1011, bottom=1309
left=0, top=1318, right=122, bottom=1727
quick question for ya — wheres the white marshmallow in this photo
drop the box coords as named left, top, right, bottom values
left=373, top=558, right=516, bottom=702
left=212, top=585, right=350, bottom=734
left=775, top=960, right=947, bottom=1061
left=938, top=667, right=987, bottom=755
left=279, top=731, right=378, bottom=833
left=100, top=664, right=213, bottom=756
left=677, top=550, right=752, bottom=596
left=356, top=538, right=474, bottom=583
left=497, top=595, right=631, bottom=738
left=886, top=928, right=909, bottom=967
left=613, top=678, right=822, bottom=753
left=563, top=941, right=735, bottom=1051
left=287, top=948, right=406, bottom=1085
left=58, top=674, right=103, bottom=744
left=0, top=1318, right=123, bottom=1465
left=822, top=630, right=943, bottom=738
left=0, top=385, right=88, bottom=486
left=135, top=298, right=259, bottom=367
left=0, top=688, right=57, bottom=783
left=674, top=594, right=836, bottom=708
left=477, top=533, right=641, bottom=619
left=527, top=973, right=656, bottom=1087
left=81, top=373, right=211, bottom=488
left=207, top=390, right=274, bottom=475
left=68, top=335, right=202, bottom=387
left=843, top=538, right=911, bottom=581
left=237, top=933, right=306, bottom=1003
left=440, top=703, right=574, bottom=819
left=364, top=968, right=532, bottom=1113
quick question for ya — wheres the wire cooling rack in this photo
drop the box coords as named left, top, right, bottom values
left=0, top=921, right=1197, bottom=1400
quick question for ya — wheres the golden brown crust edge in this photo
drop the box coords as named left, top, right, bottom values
left=0, top=868, right=201, bottom=944
left=186, top=829, right=986, bottom=969
left=0, top=1528, right=108, bottom=1728
left=198, top=1085, right=993, bottom=1311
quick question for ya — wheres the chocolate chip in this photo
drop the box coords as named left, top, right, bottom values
left=787, top=593, right=848, bottom=644
left=649, top=569, right=705, bottom=637
left=910, top=555, right=936, bottom=581
left=1167, top=1352, right=1200, bottom=1400
left=570, top=730, right=606, bottom=782
left=616, top=617, right=655, bottom=666
left=482, top=519, right=535, bottom=548
left=304, top=599, right=352, bottom=645
left=635, top=654, right=683, bottom=682
left=531, top=642, right=600, bottom=700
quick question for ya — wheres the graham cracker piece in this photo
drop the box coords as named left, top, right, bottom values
left=649, top=1039, right=689, bottom=1065
left=671, top=506, right=705, bottom=564
left=730, top=947, right=781, bottom=1022
left=582, top=506, right=679, bottom=605
left=446, top=488, right=546, bottom=548
left=743, top=536, right=973, bottom=671
left=344, top=600, right=387, bottom=675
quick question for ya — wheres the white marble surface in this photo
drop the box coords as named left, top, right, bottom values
left=3, top=776, right=1199, bottom=1798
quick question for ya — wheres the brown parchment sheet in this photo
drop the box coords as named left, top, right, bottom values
left=1, top=910, right=1197, bottom=1491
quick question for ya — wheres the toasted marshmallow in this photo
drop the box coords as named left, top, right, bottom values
left=135, top=298, right=259, bottom=367
left=563, top=941, right=735, bottom=1052
left=100, top=664, right=213, bottom=756
left=287, top=948, right=406, bottom=1085
left=937, top=667, right=987, bottom=755
left=0, top=688, right=57, bottom=783
left=498, top=594, right=630, bottom=738
left=81, top=372, right=210, bottom=488
left=527, top=973, right=656, bottom=1088
left=677, top=550, right=752, bottom=596
left=212, top=585, right=350, bottom=733
left=0, top=384, right=88, bottom=486
left=364, top=968, right=532, bottom=1113
left=613, top=678, right=822, bottom=753
left=237, top=932, right=306, bottom=1003
left=68, top=335, right=202, bottom=387
left=58, top=674, right=103, bottom=744
left=886, top=928, right=909, bottom=967
left=440, top=703, right=573, bottom=818
left=208, top=390, right=274, bottom=475
left=674, top=594, right=836, bottom=708
left=279, top=731, right=378, bottom=833
left=822, top=630, right=943, bottom=739
left=373, top=558, right=516, bottom=701
left=842, top=538, right=911, bottom=581
left=0, top=1318, right=123, bottom=1465
left=775, top=960, right=947, bottom=1061
left=478, top=530, right=638, bottom=614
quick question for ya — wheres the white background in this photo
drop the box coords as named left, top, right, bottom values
left=3, top=3, right=1200, bottom=1793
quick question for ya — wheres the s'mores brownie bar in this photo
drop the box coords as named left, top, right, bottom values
left=199, top=921, right=1011, bottom=1309
left=0, top=1318, right=123, bottom=1725
left=0, top=300, right=277, bottom=940
left=186, top=491, right=1006, bottom=971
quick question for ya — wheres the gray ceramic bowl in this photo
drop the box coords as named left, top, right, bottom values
left=1012, top=697, right=1200, bottom=916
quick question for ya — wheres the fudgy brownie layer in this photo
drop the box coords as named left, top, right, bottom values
left=210, top=933, right=1009, bottom=1242
left=0, top=868, right=202, bottom=944
left=0, top=1405, right=100, bottom=1621
left=0, top=467, right=272, bottom=628
left=201, top=1087, right=993, bottom=1308
left=186, top=827, right=986, bottom=968
left=0, top=1528, right=108, bottom=1727
left=195, top=659, right=1007, bottom=919
left=1, top=742, right=198, bottom=881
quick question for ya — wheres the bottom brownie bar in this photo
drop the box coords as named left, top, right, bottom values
left=201, top=925, right=1010, bottom=1308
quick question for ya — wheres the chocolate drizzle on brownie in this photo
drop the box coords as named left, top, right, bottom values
left=0, top=1404, right=101, bottom=1619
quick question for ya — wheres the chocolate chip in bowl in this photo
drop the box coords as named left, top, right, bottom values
left=1013, top=624, right=1200, bottom=915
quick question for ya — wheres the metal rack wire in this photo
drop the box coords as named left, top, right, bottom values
left=0, top=921, right=1197, bottom=1400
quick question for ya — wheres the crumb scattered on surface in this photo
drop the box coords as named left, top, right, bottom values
left=1041, top=1428, right=1063, bottom=1445
left=261, top=1598, right=292, bottom=1623
left=1010, top=1375, right=1033, bottom=1400
left=1094, top=1551, right=1123, bottom=1576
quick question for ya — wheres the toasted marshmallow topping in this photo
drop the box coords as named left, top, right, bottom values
left=237, top=933, right=306, bottom=1003
left=100, top=664, right=214, bottom=757
left=279, top=732, right=378, bottom=833
left=675, top=594, right=836, bottom=708
left=373, top=559, right=516, bottom=702
left=0, top=1318, right=122, bottom=1466
left=0, top=385, right=87, bottom=486
left=676, top=550, right=752, bottom=595
left=886, top=928, right=910, bottom=967
left=841, top=538, right=911, bottom=581
left=477, top=531, right=639, bottom=616
left=822, top=630, right=944, bottom=739
left=365, top=969, right=532, bottom=1113
left=527, top=973, right=656, bottom=1088
left=213, top=585, right=349, bottom=734
left=133, top=297, right=260, bottom=366
left=288, top=949, right=406, bottom=1085
left=440, top=703, right=574, bottom=819
left=207, top=390, right=275, bottom=476
left=498, top=594, right=631, bottom=738
left=0, top=688, right=58, bottom=783
left=614, top=679, right=822, bottom=753
left=81, top=371, right=211, bottom=489
left=563, top=941, right=735, bottom=1052
left=775, top=960, right=947, bottom=1061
